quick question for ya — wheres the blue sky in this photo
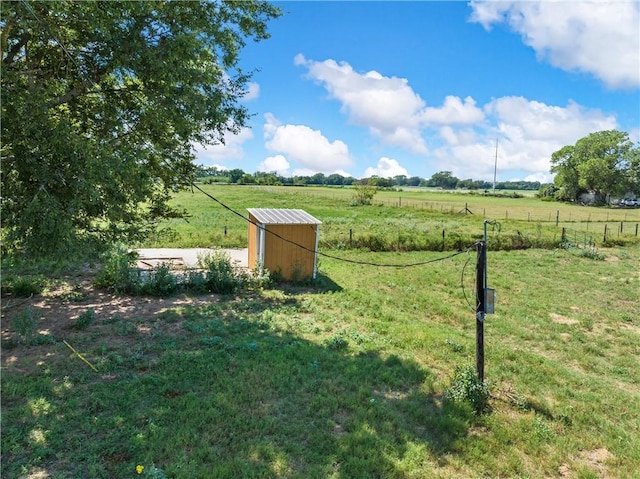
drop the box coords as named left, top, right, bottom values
left=194, top=1, right=640, bottom=183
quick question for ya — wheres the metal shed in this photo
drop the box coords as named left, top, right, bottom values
left=247, top=208, right=321, bottom=280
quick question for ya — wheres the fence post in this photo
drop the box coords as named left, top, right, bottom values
left=561, top=227, right=566, bottom=243
left=604, top=224, right=608, bottom=242
left=556, top=210, right=560, bottom=227
left=620, top=222, right=623, bottom=234
left=636, top=224, right=639, bottom=237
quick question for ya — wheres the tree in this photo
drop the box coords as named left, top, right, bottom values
left=326, top=173, right=345, bottom=186
left=626, top=147, right=640, bottom=194
left=406, top=176, right=422, bottom=187
left=551, top=130, right=637, bottom=203
left=429, top=171, right=459, bottom=189
left=227, top=168, right=247, bottom=184
left=1, top=1, right=281, bottom=257
left=351, top=179, right=377, bottom=205
left=550, top=145, right=581, bottom=201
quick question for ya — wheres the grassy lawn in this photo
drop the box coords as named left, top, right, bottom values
left=2, top=186, right=640, bottom=478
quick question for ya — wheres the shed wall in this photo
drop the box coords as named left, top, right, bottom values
left=263, top=224, right=318, bottom=280
left=247, top=210, right=320, bottom=281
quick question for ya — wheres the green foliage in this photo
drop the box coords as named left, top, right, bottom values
left=94, top=246, right=268, bottom=296
left=140, top=263, right=178, bottom=297
left=74, top=308, right=96, bottom=330
left=199, top=250, right=241, bottom=294
left=139, top=465, right=167, bottom=479
left=94, top=244, right=141, bottom=294
left=445, top=364, right=490, bottom=414
left=5, top=276, right=43, bottom=297
left=560, top=242, right=605, bottom=261
left=1, top=1, right=281, bottom=258
left=11, top=307, right=37, bottom=344
left=184, top=270, right=209, bottom=294
left=551, top=130, right=638, bottom=203
left=351, top=179, right=377, bottom=205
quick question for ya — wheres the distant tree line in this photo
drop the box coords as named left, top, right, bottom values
left=195, top=166, right=541, bottom=191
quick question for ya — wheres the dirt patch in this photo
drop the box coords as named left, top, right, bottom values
left=549, top=313, right=580, bottom=325
left=559, top=448, right=614, bottom=478
left=1, top=274, right=224, bottom=374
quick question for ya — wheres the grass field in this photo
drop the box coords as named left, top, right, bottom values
left=2, top=186, right=640, bottom=478
left=142, top=185, right=640, bottom=251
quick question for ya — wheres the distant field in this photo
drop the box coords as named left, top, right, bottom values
left=143, top=184, right=640, bottom=250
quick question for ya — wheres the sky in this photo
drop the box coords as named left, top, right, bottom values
left=193, top=0, right=640, bottom=183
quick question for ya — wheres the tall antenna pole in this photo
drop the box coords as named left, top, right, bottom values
left=493, top=138, right=498, bottom=194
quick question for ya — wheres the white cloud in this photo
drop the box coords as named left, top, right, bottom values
left=431, top=97, right=618, bottom=180
left=193, top=127, right=254, bottom=164
left=296, top=54, right=429, bottom=153
left=422, top=96, right=485, bottom=125
left=258, top=155, right=290, bottom=176
left=243, top=82, right=260, bottom=101
left=524, top=172, right=553, bottom=183
left=291, top=168, right=317, bottom=177
left=469, top=1, right=640, bottom=89
left=263, top=113, right=352, bottom=173
left=296, top=55, right=488, bottom=153
left=364, top=157, right=409, bottom=178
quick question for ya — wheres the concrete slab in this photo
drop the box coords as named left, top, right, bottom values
left=136, top=248, right=248, bottom=269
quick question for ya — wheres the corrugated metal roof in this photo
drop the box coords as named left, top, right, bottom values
left=247, top=208, right=321, bottom=225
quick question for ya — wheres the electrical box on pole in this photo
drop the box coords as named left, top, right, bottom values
left=484, top=288, right=495, bottom=314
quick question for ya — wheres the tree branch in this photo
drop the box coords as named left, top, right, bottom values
left=2, top=33, right=31, bottom=67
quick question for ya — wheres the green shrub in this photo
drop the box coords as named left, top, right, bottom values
left=445, top=363, right=490, bottom=414
left=74, top=308, right=96, bottom=330
left=7, top=276, right=43, bottom=297
left=250, top=260, right=271, bottom=289
left=141, top=263, right=178, bottom=296
left=199, top=250, right=239, bottom=294
left=184, top=270, right=208, bottom=294
left=94, top=243, right=141, bottom=294
left=12, top=307, right=37, bottom=344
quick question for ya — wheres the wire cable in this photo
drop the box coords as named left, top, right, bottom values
left=460, top=247, right=476, bottom=312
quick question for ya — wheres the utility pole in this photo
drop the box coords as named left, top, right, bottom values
left=475, top=240, right=486, bottom=382
left=493, top=138, right=498, bottom=194
left=476, top=221, right=496, bottom=383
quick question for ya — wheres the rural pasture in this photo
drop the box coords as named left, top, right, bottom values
left=146, top=185, right=640, bottom=251
left=2, top=185, right=639, bottom=478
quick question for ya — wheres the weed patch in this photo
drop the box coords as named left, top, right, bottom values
left=445, top=364, right=490, bottom=415
left=74, top=308, right=96, bottom=330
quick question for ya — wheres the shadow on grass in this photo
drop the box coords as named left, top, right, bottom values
left=2, top=292, right=473, bottom=479
left=271, top=271, right=344, bottom=295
